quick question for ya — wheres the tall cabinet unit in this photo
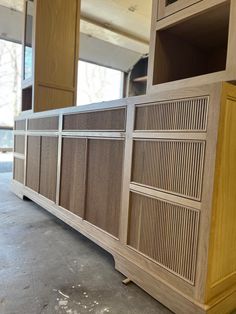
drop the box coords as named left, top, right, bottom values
left=21, top=0, right=81, bottom=112
left=12, top=1, right=236, bottom=314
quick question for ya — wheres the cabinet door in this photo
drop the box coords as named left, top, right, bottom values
left=26, top=136, right=41, bottom=192
left=85, top=139, right=124, bottom=238
left=60, top=138, right=87, bottom=217
left=39, top=136, right=58, bottom=202
left=14, top=158, right=24, bottom=184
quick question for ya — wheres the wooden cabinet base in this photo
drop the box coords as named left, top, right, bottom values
left=11, top=180, right=236, bottom=314
left=12, top=83, right=236, bottom=314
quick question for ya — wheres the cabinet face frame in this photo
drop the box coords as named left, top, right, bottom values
left=157, top=0, right=203, bottom=20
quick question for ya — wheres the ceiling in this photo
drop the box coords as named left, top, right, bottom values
left=0, top=0, right=23, bottom=12
left=0, top=0, right=152, bottom=71
left=80, top=0, right=152, bottom=43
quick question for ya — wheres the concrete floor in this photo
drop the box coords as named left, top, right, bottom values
left=0, top=172, right=172, bottom=314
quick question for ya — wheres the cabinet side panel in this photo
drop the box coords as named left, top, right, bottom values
left=207, top=84, right=236, bottom=302
left=60, top=138, right=86, bottom=218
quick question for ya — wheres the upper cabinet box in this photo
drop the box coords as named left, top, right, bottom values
left=157, top=0, right=203, bottom=20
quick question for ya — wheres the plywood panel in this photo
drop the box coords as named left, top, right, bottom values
left=28, top=116, right=59, bottom=131
left=85, top=139, right=124, bottom=237
left=35, top=0, right=78, bottom=87
left=35, top=85, right=74, bottom=112
left=39, top=136, right=58, bottom=202
left=132, top=140, right=205, bottom=200
left=13, top=157, right=24, bottom=183
left=135, top=97, right=208, bottom=131
left=63, top=108, right=126, bottom=131
left=128, top=192, right=199, bottom=284
left=14, top=135, right=25, bottom=154
left=26, top=136, right=41, bottom=192
left=60, top=138, right=87, bottom=217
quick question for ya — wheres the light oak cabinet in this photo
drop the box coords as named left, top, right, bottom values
left=13, top=83, right=236, bottom=314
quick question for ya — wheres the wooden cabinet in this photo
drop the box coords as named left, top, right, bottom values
left=12, top=84, right=236, bottom=313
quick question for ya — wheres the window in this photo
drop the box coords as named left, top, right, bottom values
left=77, top=60, right=124, bottom=106
left=0, top=39, right=21, bottom=127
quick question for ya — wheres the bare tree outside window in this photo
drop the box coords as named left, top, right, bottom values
left=0, top=39, right=22, bottom=127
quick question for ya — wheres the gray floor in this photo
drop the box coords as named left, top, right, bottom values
left=0, top=172, right=172, bottom=314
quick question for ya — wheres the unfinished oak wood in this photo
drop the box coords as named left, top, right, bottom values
left=28, top=116, right=59, bottom=131
left=135, top=96, right=209, bottom=131
left=39, top=136, right=58, bottom=202
left=85, top=139, right=124, bottom=237
left=206, top=84, right=236, bottom=303
left=13, top=158, right=24, bottom=184
left=60, top=137, right=87, bottom=218
left=14, top=135, right=25, bottom=154
left=128, top=192, right=199, bottom=284
left=26, top=136, right=41, bottom=192
left=132, top=140, right=205, bottom=200
left=63, top=108, right=126, bottom=131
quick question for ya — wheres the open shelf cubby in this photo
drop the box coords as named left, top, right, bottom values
left=22, top=85, right=32, bottom=111
left=153, top=2, right=230, bottom=85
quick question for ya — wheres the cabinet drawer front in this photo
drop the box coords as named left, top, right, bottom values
left=132, top=139, right=205, bottom=200
left=128, top=192, right=199, bottom=284
left=28, top=116, right=59, bottom=131
left=135, top=97, right=208, bottom=131
left=63, top=108, right=126, bottom=131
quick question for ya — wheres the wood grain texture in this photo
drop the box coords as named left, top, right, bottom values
left=60, top=137, right=87, bottom=217
left=13, top=158, right=24, bottom=183
left=35, top=0, right=77, bottom=87
left=26, top=136, right=41, bottom=192
left=63, top=108, right=126, bottom=131
left=132, top=139, right=205, bottom=200
left=128, top=192, right=199, bottom=284
left=28, top=116, right=59, bottom=130
left=206, top=83, right=236, bottom=303
left=33, top=0, right=81, bottom=111
left=35, top=85, right=74, bottom=112
left=135, top=96, right=209, bottom=131
left=85, top=139, right=124, bottom=237
left=14, top=135, right=25, bottom=154
left=39, top=136, right=58, bottom=202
